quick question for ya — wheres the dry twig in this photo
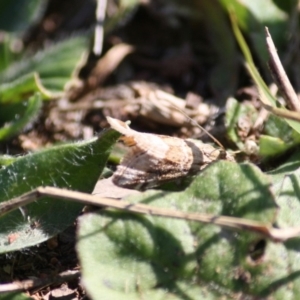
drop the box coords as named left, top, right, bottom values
left=1, top=187, right=300, bottom=242
left=0, top=270, right=80, bottom=293
left=266, top=27, right=300, bottom=112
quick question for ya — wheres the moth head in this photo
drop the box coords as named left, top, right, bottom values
left=107, top=117, right=132, bottom=136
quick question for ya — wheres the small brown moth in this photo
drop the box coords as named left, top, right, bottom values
left=107, top=117, right=235, bottom=189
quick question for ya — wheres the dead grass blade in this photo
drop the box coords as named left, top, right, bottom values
left=265, top=27, right=300, bottom=112
left=1, top=186, right=300, bottom=242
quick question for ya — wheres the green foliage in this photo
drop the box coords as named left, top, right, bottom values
left=259, top=115, right=300, bottom=157
left=0, top=129, right=121, bottom=253
left=75, top=5, right=300, bottom=298
left=268, top=151, right=300, bottom=228
left=77, top=162, right=282, bottom=299
left=194, top=0, right=238, bottom=98
left=0, top=93, right=42, bottom=141
left=0, top=292, right=32, bottom=300
left=0, top=154, right=19, bottom=167
left=0, top=34, right=21, bottom=72
left=0, top=37, right=88, bottom=94
left=0, top=73, right=50, bottom=103
left=225, top=98, right=300, bottom=157
left=227, top=4, right=300, bottom=158
left=0, top=37, right=87, bottom=139
left=0, top=0, right=88, bottom=141
left=221, top=0, right=288, bottom=64
left=0, top=0, right=46, bottom=33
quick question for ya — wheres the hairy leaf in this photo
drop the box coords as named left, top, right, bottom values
left=77, top=161, right=280, bottom=299
left=0, top=36, right=88, bottom=93
left=0, top=73, right=50, bottom=104
left=0, top=93, right=42, bottom=141
left=0, top=128, right=120, bottom=253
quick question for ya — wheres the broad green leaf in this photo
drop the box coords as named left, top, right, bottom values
left=0, top=155, right=19, bottom=167
left=0, top=36, right=88, bottom=93
left=221, top=0, right=288, bottom=63
left=78, top=161, right=280, bottom=299
left=266, top=151, right=300, bottom=298
left=0, top=0, right=46, bottom=33
left=264, top=114, right=293, bottom=140
left=0, top=73, right=51, bottom=103
left=259, top=135, right=292, bottom=157
left=0, top=93, right=42, bottom=141
left=268, top=151, right=300, bottom=228
left=0, top=128, right=121, bottom=253
left=194, top=0, right=238, bottom=99
left=238, top=0, right=288, bottom=53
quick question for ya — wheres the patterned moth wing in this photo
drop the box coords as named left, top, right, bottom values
left=107, top=117, right=234, bottom=189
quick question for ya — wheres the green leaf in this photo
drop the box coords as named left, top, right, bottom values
left=0, top=0, right=46, bottom=33
left=77, top=161, right=279, bottom=299
left=0, top=155, right=19, bottom=167
left=0, top=128, right=121, bottom=253
left=0, top=93, right=42, bottom=141
left=265, top=151, right=300, bottom=298
left=0, top=34, right=21, bottom=72
left=0, top=73, right=51, bottom=103
left=194, top=0, right=238, bottom=98
left=239, top=0, right=288, bottom=52
left=259, top=114, right=300, bottom=157
left=221, top=0, right=288, bottom=63
left=230, top=13, right=276, bottom=106
left=259, top=135, right=292, bottom=157
left=0, top=36, right=88, bottom=93
left=268, top=151, right=300, bottom=228
left=0, top=292, right=32, bottom=300
left=264, top=114, right=293, bottom=140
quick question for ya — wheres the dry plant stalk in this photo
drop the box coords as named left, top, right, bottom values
left=1, top=187, right=300, bottom=242
left=265, top=27, right=300, bottom=112
left=259, top=28, right=300, bottom=123
left=107, top=117, right=235, bottom=189
left=0, top=270, right=80, bottom=293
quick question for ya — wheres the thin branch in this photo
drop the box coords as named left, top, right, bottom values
left=0, top=270, right=80, bottom=293
left=1, top=187, right=300, bottom=242
left=265, top=27, right=300, bottom=112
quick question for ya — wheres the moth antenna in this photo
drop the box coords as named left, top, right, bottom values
left=167, top=100, right=225, bottom=150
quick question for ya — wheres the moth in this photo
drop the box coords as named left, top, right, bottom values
left=107, top=117, right=235, bottom=189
